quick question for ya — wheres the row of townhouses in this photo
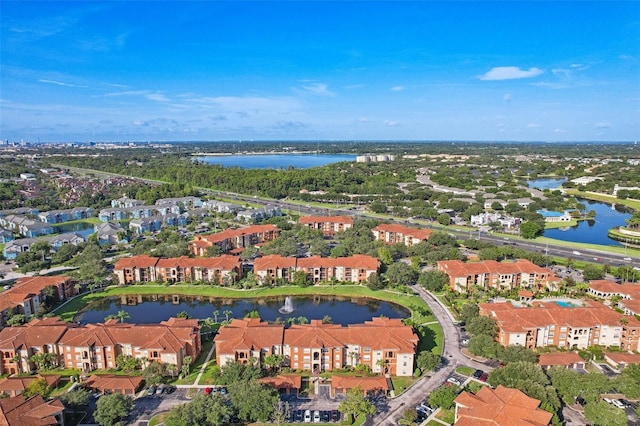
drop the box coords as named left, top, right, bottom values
left=214, top=317, right=418, bottom=376
left=0, top=276, right=77, bottom=326
left=37, top=207, right=94, bottom=224
left=113, top=253, right=380, bottom=286
left=114, top=255, right=243, bottom=285
left=3, top=233, right=85, bottom=260
left=437, top=259, right=561, bottom=293
left=0, top=316, right=200, bottom=375
left=480, top=298, right=640, bottom=352
left=0, top=215, right=53, bottom=238
left=188, top=224, right=281, bottom=255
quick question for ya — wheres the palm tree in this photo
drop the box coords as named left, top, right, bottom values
left=376, top=358, right=388, bottom=375
left=223, top=310, right=232, bottom=322
left=166, top=363, right=178, bottom=379
left=116, top=310, right=130, bottom=323
left=213, top=310, right=219, bottom=323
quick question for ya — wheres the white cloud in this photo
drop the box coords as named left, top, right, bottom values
left=595, top=122, right=611, bottom=129
left=384, top=120, right=399, bottom=127
left=293, top=83, right=335, bottom=97
left=145, top=93, right=169, bottom=102
left=503, top=93, right=512, bottom=102
left=554, top=128, right=567, bottom=133
left=38, top=79, right=86, bottom=88
left=479, top=66, right=544, bottom=81
left=526, top=123, right=542, bottom=128
left=391, top=86, right=404, bottom=91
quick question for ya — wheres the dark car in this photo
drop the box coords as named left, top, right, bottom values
left=472, top=369, right=484, bottom=379
left=295, top=410, right=303, bottom=422
left=575, top=396, right=587, bottom=406
left=165, top=385, right=176, bottom=394
left=331, top=410, right=341, bottom=421
left=320, top=411, right=330, bottom=422
left=146, top=385, right=156, bottom=396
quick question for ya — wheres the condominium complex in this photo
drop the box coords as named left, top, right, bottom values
left=214, top=317, right=418, bottom=376
left=114, top=255, right=242, bottom=285
left=253, top=254, right=380, bottom=284
left=437, top=259, right=560, bottom=293
left=298, top=215, right=353, bottom=236
left=479, top=300, right=640, bottom=351
left=0, top=317, right=200, bottom=375
left=371, top=224, right=432, bottom=246
left=188, top=224, right=280, bottom=256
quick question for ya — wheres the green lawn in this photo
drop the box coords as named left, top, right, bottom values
left=149, top=412, right=170, bottom=426
left=173, top=340, right=214, bottom=385
left=455, top=366, right=475, bottom=376
left=544, top=218, right=580, bottom=229
left=390, top=376, right=417, bottom=394
left=436, top=408, right=455, bottom=425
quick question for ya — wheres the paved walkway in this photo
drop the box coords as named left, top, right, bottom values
left=194, top=343, right=216, bottom=385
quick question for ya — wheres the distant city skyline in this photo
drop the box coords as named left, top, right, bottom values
left=1, top=1, right=639, bottom=143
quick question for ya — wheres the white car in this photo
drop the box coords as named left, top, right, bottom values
left=313, top=410, right=321, bottom=423
left=447, top=377, right=462, bottom=386
left=304, top=410, right=311, bottom=423
left=611, top=399, right=626, bottom=409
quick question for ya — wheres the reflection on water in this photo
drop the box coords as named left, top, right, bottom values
left=75, top=294, right=410, bottom=326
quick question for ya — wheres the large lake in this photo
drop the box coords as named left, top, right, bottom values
left=193, top=153, right=357, bottom=169
left=75, top=294, right=410, bottom=326
left=527, top=178, right=631, bottom=246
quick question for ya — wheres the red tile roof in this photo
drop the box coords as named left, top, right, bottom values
left=83, top=374, right=144, bottom=394
left=372, top=224, right=432, bottom=241
left=0, top=276, right=73, bottom=312
left=0, top=318, right=70, bottom=351
left=299, top=216, right=353, bottom=225
left=604, top=352, right=640, bottom=365
left=538, top=352, right=584, bottom=367
left=589, top=280, right=640, bottom=299
left=258, top=374, right=302, bottom=390
left=331, top=375, right=389, bottom=393
left=215, top=318, right=285, bottom=355
left=114, top=255, right=160, bottom=269
left=0, top=395, right=65, bottom=426
left=254, top=254, right=380, bottom=271
left=0, top=375, right=61, bottom=394
left=194, top=224, right=279, bottom=244
left=455, top=385, right=552, bottom=426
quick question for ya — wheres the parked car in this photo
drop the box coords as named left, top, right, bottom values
left=313, top=410, right=321, bottom=423
left=331, top=410, right=341, bottom=421
left=446, top=377, right=462, bottom=386
left=472, top=369, right=484, bottom=379
left=147, top=385, right=156, bottom=396
left=611, top=399, right=625, bottom=409
left=320, top=411, right=330, bottom=422
left=295, top=410, right=303, bottom=422
left=479, top=372, right=489, bottom=382
left=204, top=387, right=212, bottom=395
left=156, top=384, right=165, bottom=394
left=575, top=396, right=586, bottom=406
left=304, top=410, right=311, bottom=423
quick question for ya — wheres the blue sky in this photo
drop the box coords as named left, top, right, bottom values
left=1, top=1, right=639, bottom=143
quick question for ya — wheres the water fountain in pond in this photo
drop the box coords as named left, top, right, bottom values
left=278, top=296, right=294, bottom=314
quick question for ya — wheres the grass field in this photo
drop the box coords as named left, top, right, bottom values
left=565, top=189, right=640, bottom=211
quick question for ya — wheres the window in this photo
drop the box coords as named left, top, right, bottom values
left=303, top=348, right=310, bottom=353
left=363, top=347, right=371, bottom=353
left=560, top=327, right=567, bottom=332
left=560, top=334, right=566, bottom=339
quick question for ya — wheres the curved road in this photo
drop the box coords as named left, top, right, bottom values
left=373, top=286, right=491, bottom=425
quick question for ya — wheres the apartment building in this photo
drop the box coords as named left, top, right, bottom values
left=479, top=300, right=627, bottom=350
left=298, top=215, right=353, bottom=236
left=214, top=317, right=418, bottom=376
left=454, top=385, right=552, bottom=426
left=0, top=394, right=65, bottom=426
left=437, top=259, right=560, bottom=293
left=253, top=254, right=380, bottom=284
left=113, top=255, right=242, bottom=285
left=588, top=279, right=640, bottom=315
left=188, top=224, right=280, bottom=256
left=0, top=276, right=76, bottom=325
left=371, top=224, right=432, bottom=246
left=0, top=317, right=200, bottom=375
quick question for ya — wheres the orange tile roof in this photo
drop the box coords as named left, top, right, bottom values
left=0, top=276, right=73, bottom=312
left=589, top=280, right=640, bottom=299
left=455, top=385, right=552, bottom=426
left=480, top=300, right=622, bottom=333
left=215, top=318, right=285, bottom=355
left=194, top=224, right=279, bottom=244
left=155, top=255, right=241, bottom=270
left=0, top=395, right=65, bottom=426
left=299, top=216, right=353, bottom=225
left=331, top=375, right=389, bottom=393
left=372, top=224, right=432, bottom=240
left=0, top=375, right=61, bottom=394
left=538, top=352, right=584, bottom=367
left=83, top=374, right=144, bottom=393
left=254, top=254, right=380, bottom=271
left=258, top=374, right=302, bottom=390
left=0, top=318, right=70, bottom=350
left=114, top=255, right=160, bottom=269
left=604, top=352, right=640, bottom=365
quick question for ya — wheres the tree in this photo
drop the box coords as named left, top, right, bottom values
left=23, top=378, right=51, bottom=398
left=216, top=361, right=262, bottom=386
left=584, top=400, right=627, bottom=426
left=29, top=352, right=57, bottom=370
left=228, top=380, right=280, bottom=423
left=292, top=270, right=310, bottom=287
left=500, top=345, right=537, bottom=364
left=58, top=388, right=91, bottom=411
left=116, top=310, right=130, bottom=323
left=384, top=262, right=418, bottom=286
left=428, top=384, right=458, bottom=409
left=418, top=270, right=449, bottom=292
left=272, top=401, right=290, bottom=426
left=468, top=334, right=502, bottom=359
left=223, top=310, right=232, bottom=322
left=520, top=221, right=542, bottom=239
left=458, top=303, right=479, bottom=324
left=176, top=310, right=190, bottom=319
left=165, top=393, right=233, bottom=426
left=143, top=361, right=166, bottom=386
left=94, top=393, right=134, bottom=426
left=51, top=243, right=80, bottom=264
left=73, top=241, right=109, bottom=288
left=366, top=272, right=386, bottom=290
left=398, top=408, right=417, bottom=425
left=416, top=351, right=441, bottom=372
left=116, top=354, right=139, bottom=372
left=206, top=245, right=224, bottom=257
left=181, top=355, right=193, bottom=377
left=582, top=264, right=605, bottom=281
left=263, top=354, right=285, bottom=372
left=213, top=310, right=220, bottom=323
left=466, top=316, right=497, bottom=337
left=338, top=386, right=376, bottom=423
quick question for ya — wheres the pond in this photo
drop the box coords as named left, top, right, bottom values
left=75, top=294, right=411, bottom=326
left=193, top=153, right=357, bottom=169
left=52, top=221, right=95, bottom=240
left=542, top=199, right=632, bottom=246
left=526, top=177, right=567, bottom=190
